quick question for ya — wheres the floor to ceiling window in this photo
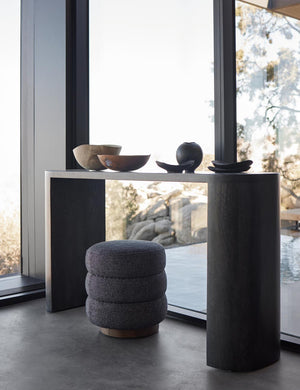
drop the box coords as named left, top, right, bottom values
left=0, top=1, right=21, bottom=276
left=89, top=0, right=214, bottom=313
left=236, top=1, right=300, bottom=338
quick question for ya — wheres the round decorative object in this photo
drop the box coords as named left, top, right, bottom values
left=85, top=239, right=167, bottom=338
left=176, top=142, right=203, bottom=173
left=86, top=240, right=166, bottom=278
left=85, top=271, right=167, bottom=303
left=86, top=295, right=168, bottom=330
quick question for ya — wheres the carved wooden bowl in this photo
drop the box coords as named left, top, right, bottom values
left=73, top=144, right=121, bottom=170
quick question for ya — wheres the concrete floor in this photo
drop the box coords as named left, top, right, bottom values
left=1, top=299, right=300, bottom=390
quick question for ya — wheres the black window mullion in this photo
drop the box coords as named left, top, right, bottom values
left=213, top=0, right=237, bottom=163
left=66, top=0, right=89, bottom=169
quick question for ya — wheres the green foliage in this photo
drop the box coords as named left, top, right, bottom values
left=105, top=181, right=139, bottom=240
left=0, top=209, right=20, bottom=275
left=237, top=123, right=251, bottom=161
left=236, top=2, right=300, bottom=208
left=122, top=184, right=139, bottom=224
left=236, top=3, right=300, bottom=146
left=105, top=181, right=125, bottom=240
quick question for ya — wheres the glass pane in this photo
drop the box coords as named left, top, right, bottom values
left=90, top=0, right=214, bottom=313
left=105, top=180, right=207, bottom=312
left=236, top=2, right=300, bottom=337
left=0, top=1, right=21, bottom=276
left=90, top=0, right=214, bottom=170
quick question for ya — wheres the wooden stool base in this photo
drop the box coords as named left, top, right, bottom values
left=100, top=324, right=159, bottom=338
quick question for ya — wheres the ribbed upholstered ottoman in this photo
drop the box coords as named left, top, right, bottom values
left=85, top=240, right=168, bottom=338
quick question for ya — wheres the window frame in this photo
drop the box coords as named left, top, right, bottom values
left=21, top=0, right=66, bottom=282
left=84, top=0, right=236, bottom=312
left=18, top=0, right=300, bottom=350
left=66, top=0, right=89, bottom=169
left=85, top=0, right=300, bottom=350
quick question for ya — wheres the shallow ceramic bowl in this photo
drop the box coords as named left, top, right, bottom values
left=212, top=160, right=253, bottom=169
left=98, top=155, right=150, bottom=172
left=73, top=144, right=122, bottom=170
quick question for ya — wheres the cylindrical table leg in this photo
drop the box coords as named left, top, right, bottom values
left=207, top=173, right=280, bottom=371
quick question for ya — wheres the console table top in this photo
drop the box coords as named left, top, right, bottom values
left=45, top=169, right=278, bottom=184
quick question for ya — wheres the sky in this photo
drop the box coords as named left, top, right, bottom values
left=1, top=0, right=299, bottom=213
left=0, top=0, right=214, bottom=210
left=89, top=0, right=214, bottom=170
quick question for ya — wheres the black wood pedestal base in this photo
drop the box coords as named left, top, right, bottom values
left=46, top=178, right=105, bottom=312
left=207, top=173, right=280, bottom=371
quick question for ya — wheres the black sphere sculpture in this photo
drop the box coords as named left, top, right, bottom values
left=176, top=142, right=203, bottom=173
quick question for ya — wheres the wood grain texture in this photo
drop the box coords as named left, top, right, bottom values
left=100, top=324, right=159, bottom=338
left=46, top=178, right=105, bottom=312
left=207, top=173, right=281, bottom=371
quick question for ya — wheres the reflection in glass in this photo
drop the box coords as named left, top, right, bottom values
left=106, top=181, right=207, bottom=312
left=236, top=1, right=300, bottom=337
left=90, top=0, right=214, bottom=313
left=0, top=1, right=21, bottom=275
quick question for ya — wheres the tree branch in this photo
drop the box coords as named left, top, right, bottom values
left=283, top=17, right=300, bottom=35
left=265, top=105, right=300, bottom=114
left=281, top=185, right=300, bottom=200
left=281, top=174, right=300, bottom=183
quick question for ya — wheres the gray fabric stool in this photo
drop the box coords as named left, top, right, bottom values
left=85, top=240, right=168, bottom=338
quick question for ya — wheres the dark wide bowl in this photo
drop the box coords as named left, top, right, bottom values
left=212, top=160, right=253, bottom=169
left=98, top=155, right=150, bottom=172
left=208, top=165, right=251, bottom=173
left=209, top=159, right=253, bottom=173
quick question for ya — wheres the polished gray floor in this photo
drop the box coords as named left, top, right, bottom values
left=1, top=299, right=300, bottom=390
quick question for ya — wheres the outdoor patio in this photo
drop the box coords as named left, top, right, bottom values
left=166, top=231, right=300, bottom=338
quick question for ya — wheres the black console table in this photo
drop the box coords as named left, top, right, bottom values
left=45, top=170, right=280, bottom=371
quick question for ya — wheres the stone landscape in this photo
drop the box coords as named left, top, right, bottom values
left=125, top=182, right=208, bottom=247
